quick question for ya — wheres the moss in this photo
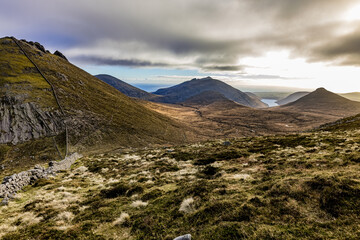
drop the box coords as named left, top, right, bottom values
left=32, top=178, right=56, bottom=188
left=198, top=166, right=220, bottom=179
left=100, top=183, right=131, bottom=198
left=202, top=222, right=251, bottom=240
left=141, top=189, right=163, bottom=201
left=0, top=144, right=11, bottom=162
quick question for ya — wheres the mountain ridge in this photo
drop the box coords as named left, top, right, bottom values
left=95, top=74, right=157, bottom=100
left=280, top=87, right=360, bottom=116
left=0, top=37, right=190, bottom=176
left=153, top=77, right=268, bottom=108
left=276, top=91, right=310, bottom=105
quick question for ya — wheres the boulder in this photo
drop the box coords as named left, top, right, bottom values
left=54, top=50, right=68, bottom=61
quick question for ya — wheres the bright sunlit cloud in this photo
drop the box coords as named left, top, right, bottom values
left=3, top=0, right=360, bottom=93
left=344, top=3, right=360, bottom=21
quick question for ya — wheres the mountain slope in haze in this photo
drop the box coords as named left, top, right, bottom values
left=281, top=88, right=360, bottom=116
left=276, top=91, right=310, bottom=105
left=244, top=92, right=267, bottom=106
left=340, top=92, right=360, bottom=102
left=181, top=90, right=239, bottom=106
left=95, top=74, right=157, bottom=100
left=0, top=37, right=189, bottom=176
left=153, top=77, right=268, bottom=108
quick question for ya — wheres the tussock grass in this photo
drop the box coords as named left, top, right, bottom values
left=2, top=129, right=360, bottom=239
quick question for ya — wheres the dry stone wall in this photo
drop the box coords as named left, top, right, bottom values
left=0, top=153, right=82, bottom=205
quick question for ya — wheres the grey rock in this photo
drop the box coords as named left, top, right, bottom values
left=174, top=234, right=191, bottom=240
left=1, top=198, right=9, bottom=206
left=0, top=95, right=65, bottom=145
left=54, top=50, right=68, bottom=61
left=34, top=42, right=46, bottom=53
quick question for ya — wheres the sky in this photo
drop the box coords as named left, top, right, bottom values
left=2, top=0, right=360, bottom=92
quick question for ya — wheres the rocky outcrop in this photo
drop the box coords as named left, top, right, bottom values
left=0, top=95, right=65, bottom=145
left=0, top=153, right=82, bottom=205
left=54, top=50, right=68, bottom=61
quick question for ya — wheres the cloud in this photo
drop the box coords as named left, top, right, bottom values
left=202, top=65, right=245, bottom=72
left=73, top=56, right=170, bottom=67
left=2, top=0, right=360, bottom=72
left=311, top=25, right=360, bottom=65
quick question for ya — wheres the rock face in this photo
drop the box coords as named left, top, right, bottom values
left=0, top=153, right=82, bottom=205
left=0, top=95, right=64, bottom=145
left=54, top=50, right=68, bottom=61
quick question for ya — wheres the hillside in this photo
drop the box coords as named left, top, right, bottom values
left=0, top=37, right=190, bottom=177
left=340, top=92, right=360, bottom=102
left=280, top=88, right=360, bottom=116
left=251, top=92, right=291, bottom=100
left=181, top=91, right=237, bottom=107
left=276, top=91, right=310, bottom=105
left=95, top=74, right=157, bottom=100
left=2, top=124, right=360, bottom=239
left=153, top=77, right=268, bottom=108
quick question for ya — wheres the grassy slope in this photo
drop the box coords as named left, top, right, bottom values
left=15, top=38, right=189, bottom=149
left=1, top=127, right=360, bottom=239
left=0, top=37, right=191, bottom=177
left=0, top=38, right=56, bottom=107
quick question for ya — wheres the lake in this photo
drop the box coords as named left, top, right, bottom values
left=261, top=99, right=279, bottom=107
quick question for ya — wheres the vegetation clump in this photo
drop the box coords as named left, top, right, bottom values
left=2, top=129, right=360, bottom=239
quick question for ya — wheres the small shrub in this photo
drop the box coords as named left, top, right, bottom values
left=198, top=166, right=220, bottom=179
left=203, top=223, right=249, bottom=240
left=113, top=212, right=130, bottom=226
left=141, top=189, right=163, bottom=201
left=345, top=153, right=360, bottom=163
left=179, top=197, right=195, bottom=214
left=193, top=157, right=216, bottom=166
left=170, top=152, right=195, bottom=161
left=32, top=178, right=55, bottom=187
left=131, top=200, right=148, bottom=208
left=101, top=183, right=130, bottom=198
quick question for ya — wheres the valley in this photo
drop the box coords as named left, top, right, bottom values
left=2, top=36, right=360, bottom=240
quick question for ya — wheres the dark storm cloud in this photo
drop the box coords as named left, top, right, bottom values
left=2, top=0, right=360, bottom=70
left=202, top=65, right=245, bottom=72
left=73, top=56, right=170, bottom=68
left=312, top=26, right=360, bottom=66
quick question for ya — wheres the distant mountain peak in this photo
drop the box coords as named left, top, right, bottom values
left=95, top=74, right=156, bottom=100
left=282, top=87, right=360, bottom=114
left=153, top=77, right=267, bottom=108
left=314, top=87, right=328, bottom=93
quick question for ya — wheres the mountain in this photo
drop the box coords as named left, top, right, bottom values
left=181, top=91, right=237, bottom=106
left=244, top=92, right=267, bottom=106
left=281, top=88, right=360, bottom=116
left=94, top=74, right=156, bottom=100
left=251, top=92, right=292, bottom=100
left=0, top=37, right=188, bottom=176
left=276, top=91, right=310, bottom=105
left=153, top=77, right=268, bottom=108
left=340, top=92, right=360, bottom=102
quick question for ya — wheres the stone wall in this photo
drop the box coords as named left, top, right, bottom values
left=0, top=153, right=82, bottom=205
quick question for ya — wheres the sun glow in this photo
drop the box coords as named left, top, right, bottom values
left=344, top=4, right=360, bottom=21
